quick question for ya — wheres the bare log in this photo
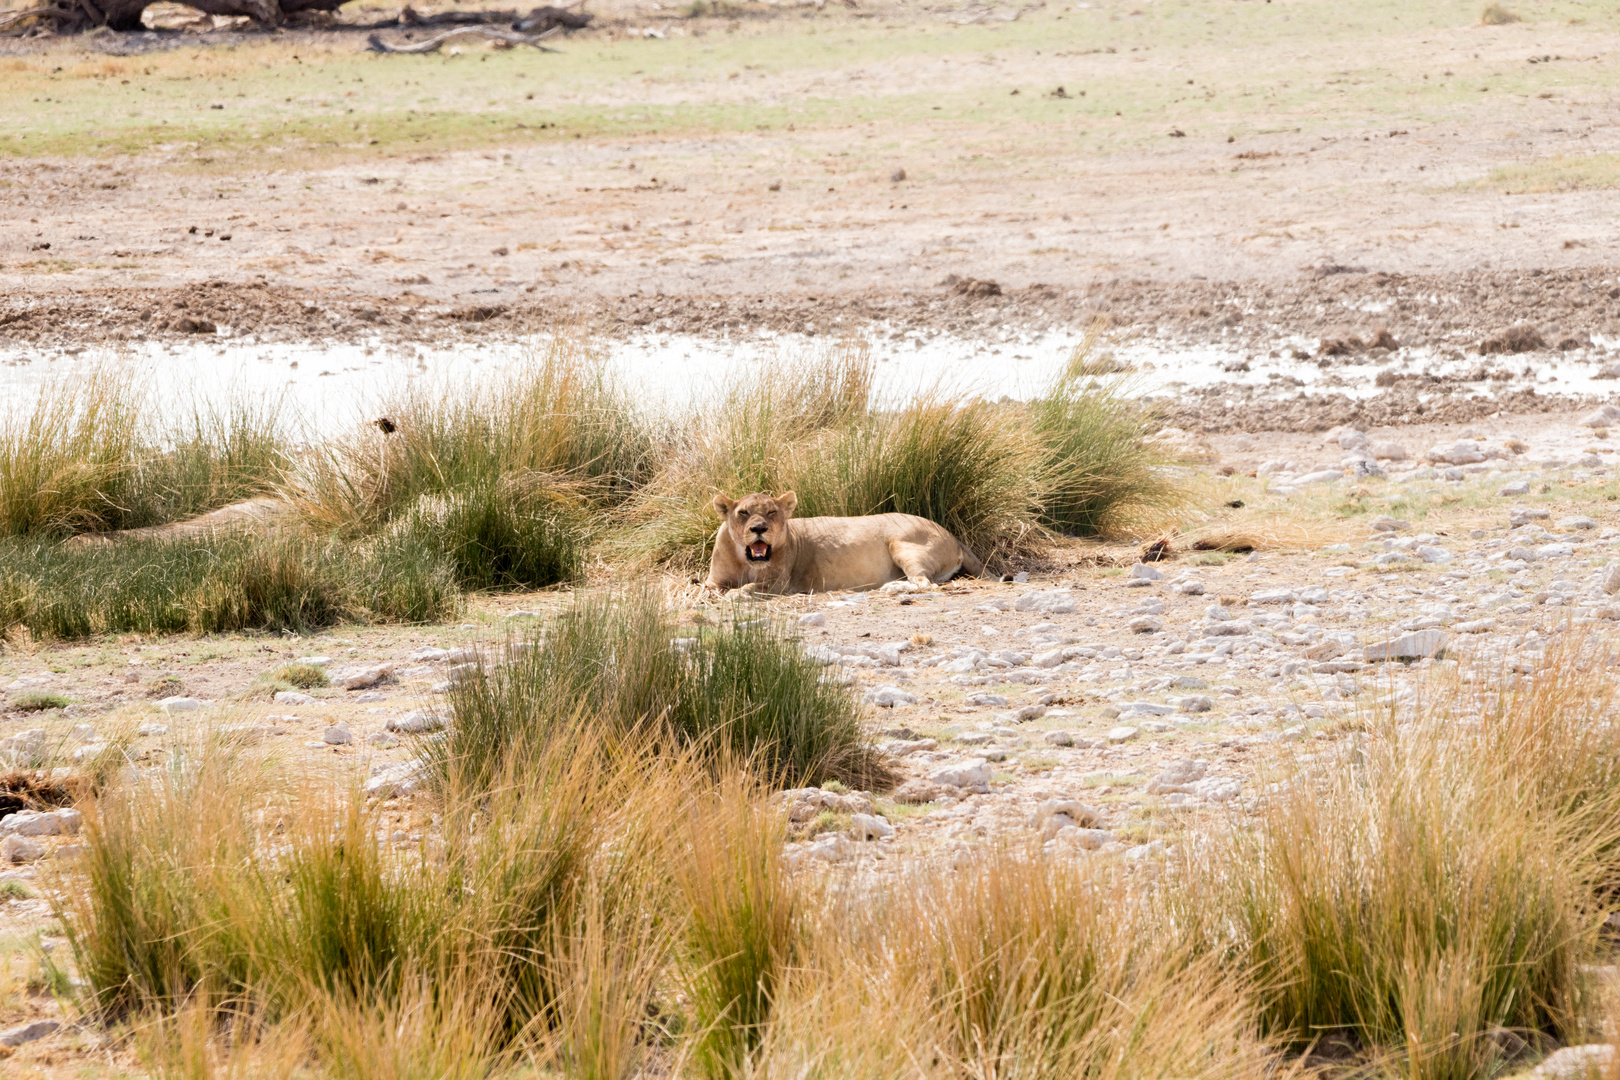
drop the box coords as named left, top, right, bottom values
left=366, top=23, right=560, bottom=53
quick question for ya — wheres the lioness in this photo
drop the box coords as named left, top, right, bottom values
left=705, top=491, right=984, bottom=595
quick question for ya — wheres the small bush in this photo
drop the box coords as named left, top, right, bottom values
left=10, top=691, right=70, bottom=712
left=1480, top=2, right=1519, bottom=24
left=271, top=663, right=328, bottom=690
left=386, top=480, right=585, bottom=591
left=436, top=590, right=880, bottom=794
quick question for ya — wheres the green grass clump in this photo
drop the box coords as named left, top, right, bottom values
left=8, top=690, right=70, bottom=714
left=0, top=367, right=286, bottom=539
left=1180, top=716, right=1601, bottom=1080
left=436, top=589, right=881, bottom=794
left=10, top=691, right=70, bottom=712
left=676, top=777, right=793, bottom=1078
left=625, top=341, right=1184, bottom=569
left=0, top=532, right=458, bottom=640
left=270, top=663, right=328, bottom=690
left=63, top=726, right=686, bottom=1073
left=282, top=333, right=641, bottom=591
left=1030, top=351, right=1187, bottom=536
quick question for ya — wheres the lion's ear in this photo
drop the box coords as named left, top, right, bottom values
left=712, top=494, right=736, bottom=518
left=776, top=491, right=798, bottom=516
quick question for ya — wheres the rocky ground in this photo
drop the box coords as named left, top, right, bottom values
left=0, top=405, right=1617, bottom=998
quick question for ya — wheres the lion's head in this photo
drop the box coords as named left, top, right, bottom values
left=712, top=491, right=798, bottom=565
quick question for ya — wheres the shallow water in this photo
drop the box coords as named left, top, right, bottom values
left=1, top=327, right=1613, bottom=433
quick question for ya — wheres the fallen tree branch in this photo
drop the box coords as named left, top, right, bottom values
left=366, top=22, right=560, bottom=51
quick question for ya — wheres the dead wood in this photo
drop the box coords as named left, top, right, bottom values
left=366, top=22, right=560, bottom=52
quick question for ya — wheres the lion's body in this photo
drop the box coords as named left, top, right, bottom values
left=704, top=492, right=984, bottom=595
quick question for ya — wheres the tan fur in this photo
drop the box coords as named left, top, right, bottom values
left=65, top=497, right=294, bottom=546
left=704, top=491, right=985, bottom=595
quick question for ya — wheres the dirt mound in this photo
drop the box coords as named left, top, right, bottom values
left=1477, top=324, right=1548, bottom=355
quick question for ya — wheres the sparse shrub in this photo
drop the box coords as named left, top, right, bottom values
left=270, top=663, right=328, bottom=690
left=10, top=691, right=69, bottom=712
left=1480, top=2, right=1519, bottom=24
left=385, top=479, right=585, bottom=591
left=435, top=590, right=880, bottom=794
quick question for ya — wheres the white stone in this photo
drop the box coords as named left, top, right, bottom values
left=1427, top=440, right=1486, bottom=465
left=367, top=732, right=400, bottom=748
left=1370, top=440, right=1408, bottom=461
left=136, top=723, right=167, bottom=737
left=1128, top=563, right=1164, bottom=581
left=1528, top=1045, right=1615, bottom=1079
left=386, top=710, right=446, bottom=734
left=1416, top=545, right=1454, bottom=564
left=849, top=814, right=894, bottom=841
left=1013, top=589, right=1076, bottom=614
left=363, top=758, right=425, bottom=798
left=337, top=665, right=393, bottom=691
left=1499, top=480, right=1530, bottom=497
left=1559, top=515, right=1597, bottom=530
left=1364, top=629, right=1446, bottom=662
left=1370, top=515, right=1412, bottom=532
left=1106, top=726, right=1140, bottom=743
left=1295, top=469, right=1343, bottom=485
left=863, top=685, right=917, bottom=708
left=272, top=691, right=316, bottom=706
left=1250, top=589, right=1297, bottom=605
left=1453, top=618, right=1497, bottom=634
left=1, top=835, right=42, bottom=864
left=931, top=758, right=993, bottom=792
left=1537, top=543, right=1576, bottom=560
left=1177, top=695, right=1214, bottom=713
left=157, top=696, right=203, bottom=712
left=0, top=1019, right=59, bottom=1047
left=1580, top=405, right=1620, bottom=428
left=1044, top=730, right=1073, bottom=746
left=295, top=656, right=332, bottom=666
left=798, top=613, right=826, bottom=628
left=1127, top=616, right=1163, bottom=634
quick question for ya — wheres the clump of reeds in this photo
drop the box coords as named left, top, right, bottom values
left=279, top=333, right=648, bottom=591
left=434, top=588, right=882, bottom=793
left=0, top=367, right=287, bottom=539
left=1177, top=702, right=1608, bottom=1079
left=623, top=338, right=1187, bottom=570
left=1030, top=345, right=1187, bottom=536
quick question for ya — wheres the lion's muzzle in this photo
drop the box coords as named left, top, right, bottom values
left=745, top=541, right=772, bottom=562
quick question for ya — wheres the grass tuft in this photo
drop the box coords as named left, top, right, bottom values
left=434, top=589, right=882, bottom=795
left=1179, top=711, right=1603, bottom=1079
left=1479, top=2, right=1520, bottom=24
left=10, top=690, right=70, bottom=712
left=270, top=662, right=328, bottom=690
left=0, top=532, right=459, bottom=640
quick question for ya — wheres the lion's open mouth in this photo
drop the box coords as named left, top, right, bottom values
left=746, top=541, right=772, bottom=562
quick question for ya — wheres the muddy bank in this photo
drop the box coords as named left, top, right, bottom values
left=4, top=266, right=1620, bottom=356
